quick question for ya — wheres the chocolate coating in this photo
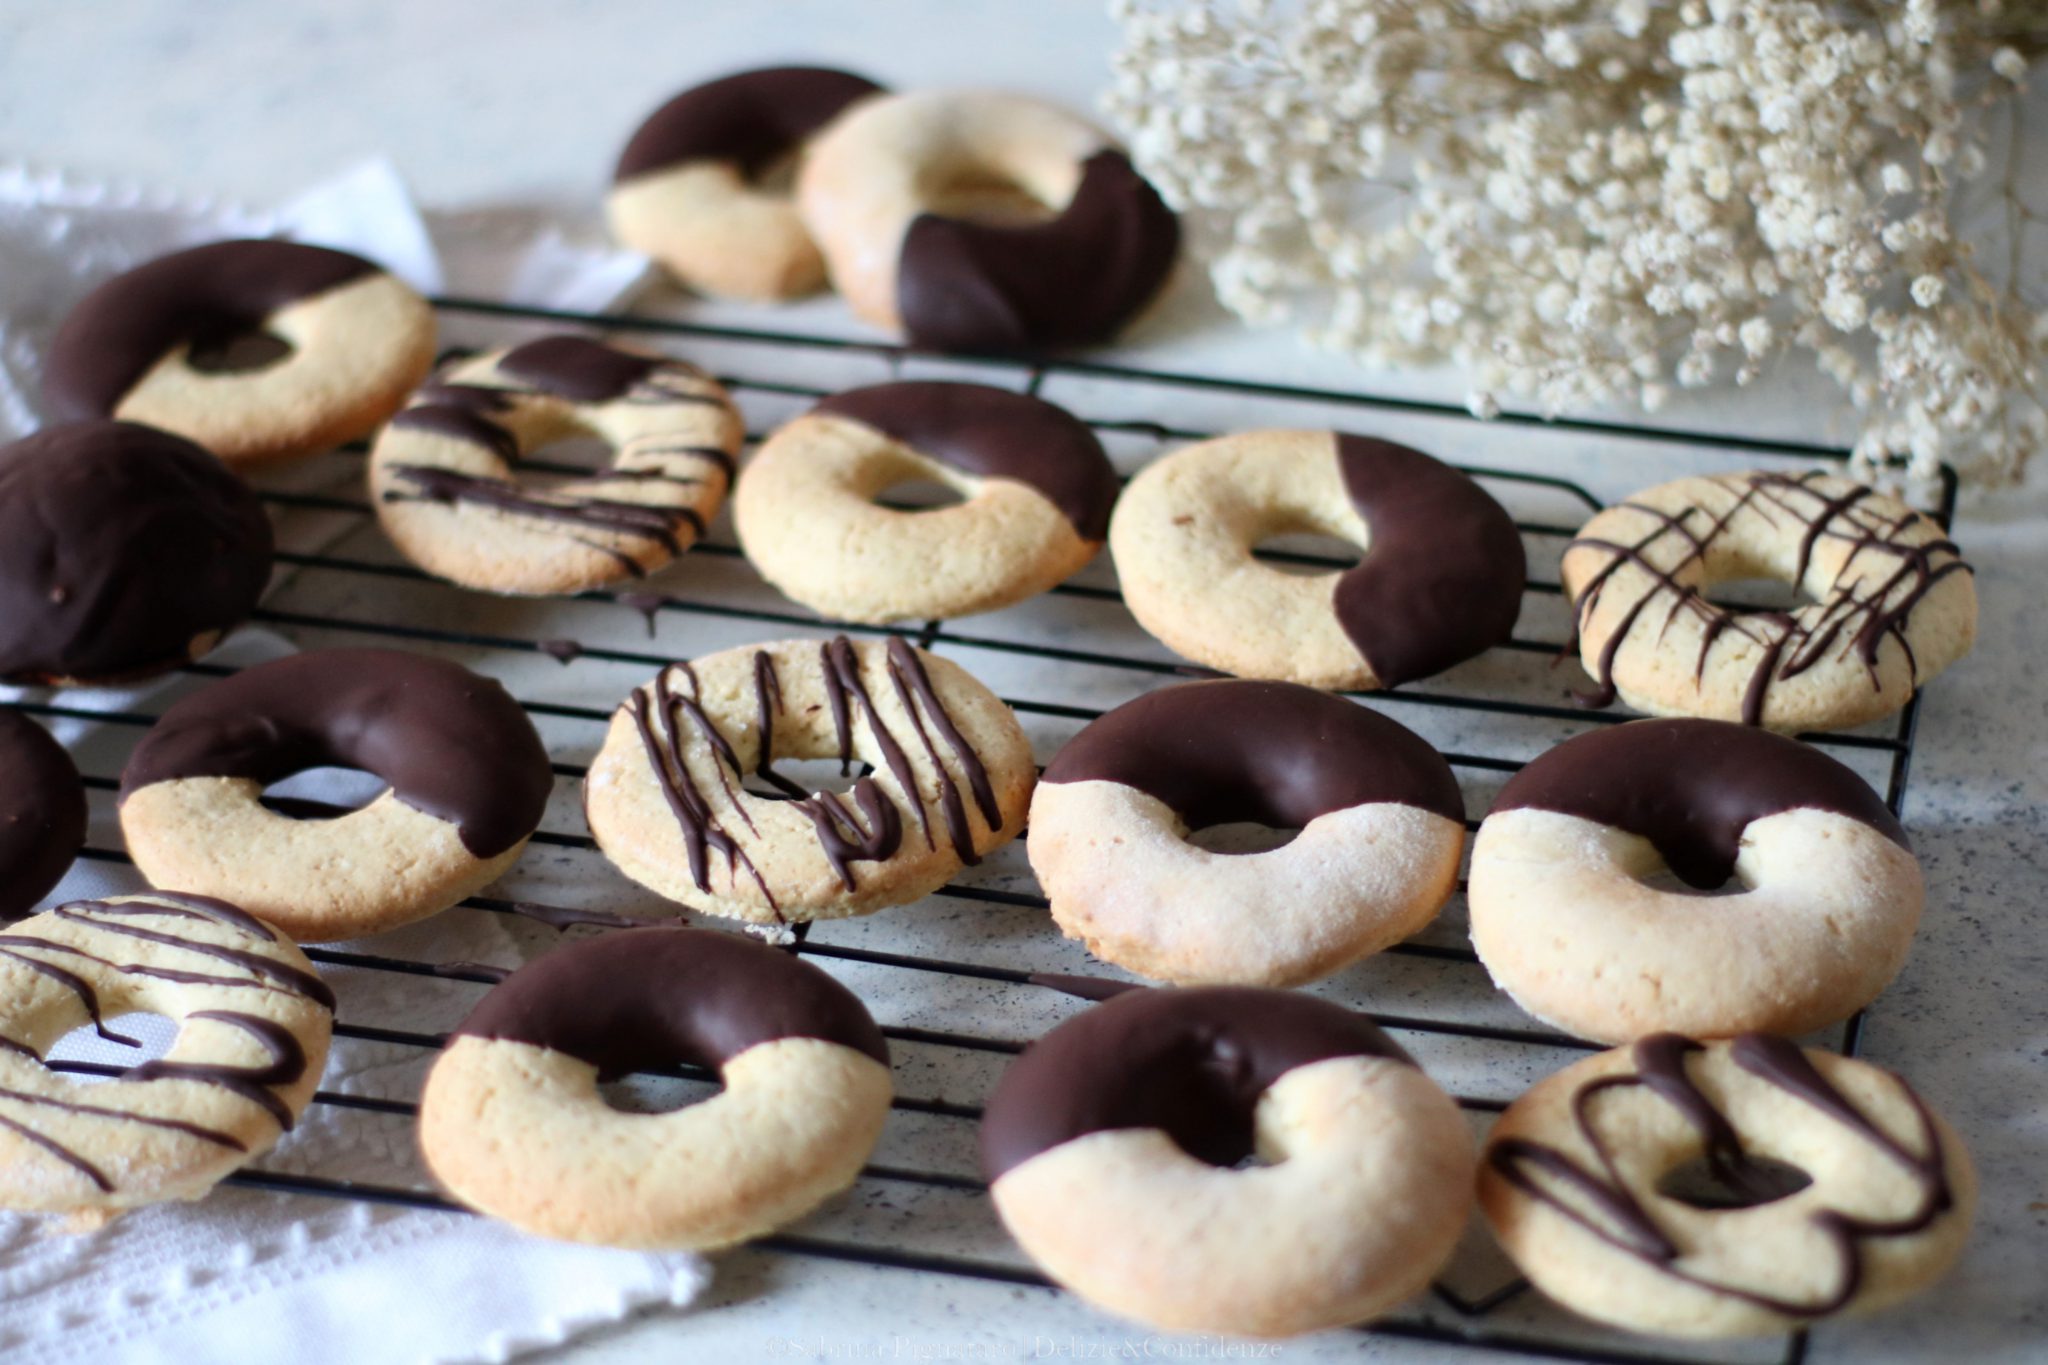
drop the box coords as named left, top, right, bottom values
left=1492, top=718, right=1907, bottom=890
left=1041, top=679, right=1464, bottom=831
left=496, top=335, right=660, bottom=402
left=0, top=420, right=274, bottom=684
left=0, top=712, right=87, bottom=921
left=42, top=240, right=380, bottom=420
left=120, top=647, right=552, bottom=859
left=814, top=381, right=1119, bottom=540
left=896, top=150, right=1179, bottom=353
left=615, top=66, right=885, bottom=182
left=981, top=985, right=1414, bottom=1179
left=452, top=926, right=888, bottom=1077
left=1333, top=435, right=1526, bottom=686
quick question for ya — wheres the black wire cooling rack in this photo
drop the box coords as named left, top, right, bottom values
left=11, top=296, right=1958, bottom=1365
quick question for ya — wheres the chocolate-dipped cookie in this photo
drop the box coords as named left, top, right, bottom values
left=0, top=420, right=273, bottom=686
left=1109, top=429, right=1526, bottom=689
left=982, top=984, right=1474, bottom=1336
left=1469, top=718, right=1923, bottom=1043
left=1029, top=680, right=1465, bottom=986
left=119, top=648, right=553, bottom=941
left=0, top=711, right=87, bottom=920
left=797, top=90, right=1179, bottom=352
left=735, top=382, right=1119, bottom=623
left=42, top=240, right=434, bottom=467
left=418, top=927, right=892, bottom=1249
left=609, top=67, right=885, bottom=301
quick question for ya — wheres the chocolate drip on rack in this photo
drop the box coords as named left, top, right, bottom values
left=1486, top=1033, right=1953, bottom=1317
left=1567, top=472, right=1972, bottom=726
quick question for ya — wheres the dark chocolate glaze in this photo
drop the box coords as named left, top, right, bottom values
left=42, top=240, right=380, bottom=419
left=496, top=336, right=661, bottom=402
left=981, top=985, right=1415, bottom=1179
left=897, top=150, right=1179, bottom=353
left=614, top=66, right=885, bottom=182
left=1567, top=471, right=1972, bottom=726
left=813, top=381, right=1119, bottom=540
left=1486, top=1032, right=1953, bottom=1318
left=0, top=421, right=274, bottom=684
left=1041, top=679, right=1463, bottom=832
left=1491, top=718, right=1906, bottom=890
left=1332, top=435, right=1526, bottom=686
left=452, top=926, right=887, bottom=1077
left=0, top=712, right=87, bottom=921
left=119, top=648, right=552, bottom=860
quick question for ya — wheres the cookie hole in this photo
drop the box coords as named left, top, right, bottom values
left=520, top=434, right=618, bottom=486
left=43, top=1011, right=179, bottom=1078
left=1704, top=577, right=1814, bottom=613
left=260, top=767, right=390, bottom=821
left=1634, top=866, right=1749, bottom=897
left=186, top=328, right=294, bottom=374
left=874, top=478, right=967, bottom=513
left=745, top=149, right=802, bottom=195
left=924, top=166, right=1057, bottom=225
left=1252, top=530, right=1364, bottom=577
left=1185, top=821, right=1301, bottom=855
left=747, top=757, right=874, bottom=801
left=1657, top=1154, right=1813, bottom=1210
left=597, top=1071, right=720, bottom=1116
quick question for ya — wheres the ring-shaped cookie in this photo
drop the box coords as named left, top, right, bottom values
left=609, top=67, right=885, bottom=300
left=1480, top=1033, right=1974, bottom=1337
left=1030, top=680, right=1465, bottom=986
left=1563, top=469, right=1975, bottom=731
left=0, top=711, right=87, bottom=921
left=370, top=336, right=742, bottom=595
left=584, top=636, right=1034, bottom=924
left=736, top=382, right=1118, bottom=623
left=1469, top=719, right=1922, bottom=1044
left=118, top=648, right=554, bottom=941
left=0, top=421, right=274, bottom=687
left=982, top=985, right=1475, bottom=1337
left=42, top=240, right=435, bottom=467
left=796, top=90, right=1179, bottom=351
left=1111, top=430, right=1526, bottom=689
left=418, top=927, right=891, bottom=1249
left=0, top=891, right=335, bottom=1218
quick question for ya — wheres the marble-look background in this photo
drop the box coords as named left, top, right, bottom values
left=2, top=4, right=2043, bottom=1363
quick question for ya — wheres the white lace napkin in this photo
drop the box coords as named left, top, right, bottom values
left=0, top=162, right=710, bottom=1364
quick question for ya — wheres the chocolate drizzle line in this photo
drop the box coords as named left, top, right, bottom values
left=896, top=149, right=1180, bottom=353
left=614, top=67, right=885, bottom=182
left=453, top=926, right=888, bottom=1078
left=42, top=239, right=380, bottom=419
left=0, top=711, right=87, bottom=921
left=1487, top=1033, right=1953, bottom=1318
left=812, top=382, right=1119, bottom=540
left=0, top=896, right=331, bottom=1191
left=981, top=985, right=1416, bottom=1179
left=1566, top=472, right=1972, bottom=726
left=1042, top=678, right=1464, bottom=831
left=120, top=647, right=552, bottom=861
left=1491, top=718, right=1907, bottom=890
left=0, top=421, right=274, bottom=685
left=1332, top=436, right=1527, bottom=686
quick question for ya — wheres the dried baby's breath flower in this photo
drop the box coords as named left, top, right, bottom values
left=1108, top=0, right=2048, bottom=487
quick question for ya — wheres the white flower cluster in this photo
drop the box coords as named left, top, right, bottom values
left=1107, top=0, right=2048, bottom=486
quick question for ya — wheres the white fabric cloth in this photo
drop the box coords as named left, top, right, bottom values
left=0, top=162, right=710, bottom=1363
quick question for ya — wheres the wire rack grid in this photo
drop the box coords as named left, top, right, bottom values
left=10, top=294, right=1958, bottom=1365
